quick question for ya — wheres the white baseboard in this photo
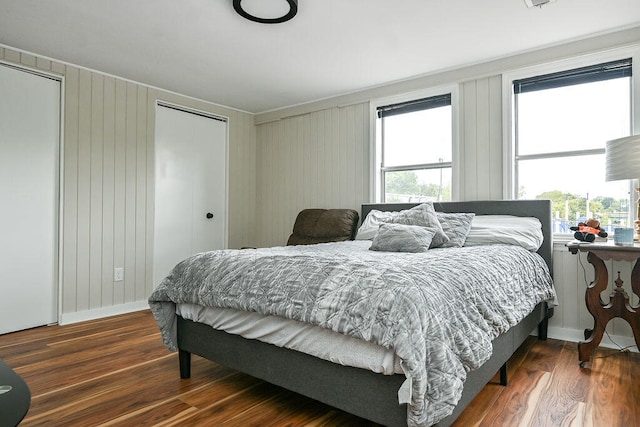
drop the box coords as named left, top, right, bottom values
left=59, top=300, right=149, bottom=325
left=548, top=326, right=638, bottom=353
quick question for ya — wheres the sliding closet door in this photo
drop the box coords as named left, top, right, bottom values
left=0, top=63, right=60, bottom=334
left=153, top=104, right=227, bottom=287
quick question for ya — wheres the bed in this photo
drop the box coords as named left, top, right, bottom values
left=149, top=200, right=556, bottom=427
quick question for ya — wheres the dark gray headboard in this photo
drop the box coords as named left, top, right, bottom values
left=361, top=200, right=553, bottom=275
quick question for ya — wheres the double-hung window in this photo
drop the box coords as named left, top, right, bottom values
left=375, top=93, right=453, bottom=203
left=511, top=57, right=633, bottom=234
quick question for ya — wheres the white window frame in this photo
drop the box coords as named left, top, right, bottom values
left=369, top=84, right=460, bottom=203
left=502, top=45, right=640, bottom=235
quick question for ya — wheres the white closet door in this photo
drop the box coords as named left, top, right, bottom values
left=153, top=105, right=227, bottom=287
left=0, top=64, right=60, bottom=334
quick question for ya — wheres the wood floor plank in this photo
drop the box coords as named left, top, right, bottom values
left=159, top=382, right=284, bottom=427
left=633, top=352, right=640, bottom=427
left=586, top=348, right=636, bottom=427
left=177, top=371, right=263, bottom=408
left=100, top=399, right=198, bottom=427
left=520, top=337, right=565, bottom=373
left=1, top=310, right=639, bottom=427
left=12, top=334, right=168, bottom=396
left=544, top=342, right=591, bottom=404
left=480, top=368, right=552, bottom=426
left=222, top=382, right=379, bottom=427
left=451, top=383, right=501, bottom=427
left=528, top=393, right=583, bottom=427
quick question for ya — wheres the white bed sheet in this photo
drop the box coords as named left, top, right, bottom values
left=176, top=303, right=404, bottom=376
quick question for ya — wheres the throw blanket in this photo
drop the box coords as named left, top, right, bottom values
left=149, top=241, right=555, bottom=426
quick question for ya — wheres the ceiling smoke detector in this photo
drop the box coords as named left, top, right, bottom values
left=524, top=0, right=557, bottom=8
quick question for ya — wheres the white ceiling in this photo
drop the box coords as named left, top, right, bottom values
left=0, top=0, right=639, bottom=114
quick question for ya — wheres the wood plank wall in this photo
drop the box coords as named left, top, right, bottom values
left=460, top=76, right=504, bottom=200
left=0, top=47, right=257, bottom=319
left=255, top=105, right=369, bottom=247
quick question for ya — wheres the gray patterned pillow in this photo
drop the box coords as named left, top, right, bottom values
left=391, top=203, right=449, bottom=248
left=370, top=223, right=436, bottom=253
left=437, top=212, right=475, bottom=248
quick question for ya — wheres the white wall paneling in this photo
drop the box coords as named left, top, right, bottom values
left=0, top=46, right=257, bottom=322
left=460, top=76, right=503, bottom=200
left=255, top=104, right=369, bottom=248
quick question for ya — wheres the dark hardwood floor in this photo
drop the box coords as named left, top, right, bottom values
left=1, top=310, right=638, bottom=426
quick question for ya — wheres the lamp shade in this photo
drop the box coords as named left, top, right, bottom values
left=605, top=134, right=640, bottom=181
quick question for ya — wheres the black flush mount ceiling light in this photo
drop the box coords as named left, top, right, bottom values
left=233, top=0, right=298, bottom=24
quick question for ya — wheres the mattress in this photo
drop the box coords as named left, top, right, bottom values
left=176, top=302, right=405, bottom=376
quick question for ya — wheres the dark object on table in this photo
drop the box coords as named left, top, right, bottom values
left=570, top=218, right=608, bottom=242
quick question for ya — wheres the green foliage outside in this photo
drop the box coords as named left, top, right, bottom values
left=535, top=190, right=629, bottom=226
left=386, top=172, right=629, bottom=228
left=385, top=170, right=451, bottom=202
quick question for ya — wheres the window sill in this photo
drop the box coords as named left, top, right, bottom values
left=553, top=234, right=576, bottom=249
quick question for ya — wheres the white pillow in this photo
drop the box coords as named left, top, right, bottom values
left=355, top=210, right=399, bottom=240
left=463, top=215, right=544, bottom=251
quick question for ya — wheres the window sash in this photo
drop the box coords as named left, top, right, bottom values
left=377, top=93, right=451, bottom=118
left=513, top=58, right=631, bottom=94
left=516, top=148, right=604, bottom=162
left=382, top=161, right=453, bottom=173
left=381, top=167, right=452, bottom=203
left=377, top=93, right=453, bottom=202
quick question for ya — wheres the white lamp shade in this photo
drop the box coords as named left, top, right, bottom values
left=605, top=135, right=640, bottom=181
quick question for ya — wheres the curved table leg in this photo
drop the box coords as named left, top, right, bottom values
left=578, top=252, right=614, bottom=365
left=622, top=259, right=640, bottom=350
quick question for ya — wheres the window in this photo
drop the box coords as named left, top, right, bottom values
left=511, top=58, right=633, bottom=234
left=375, top=93, right=453, bottom=203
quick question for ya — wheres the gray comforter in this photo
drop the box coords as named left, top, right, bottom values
left=149, top=240, right=555, bottom=426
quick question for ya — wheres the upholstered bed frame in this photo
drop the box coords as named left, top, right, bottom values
left=176, top=200, right=554, bottom=426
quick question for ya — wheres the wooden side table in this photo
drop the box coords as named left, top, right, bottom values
left=566, top=241, right=640, bottom=366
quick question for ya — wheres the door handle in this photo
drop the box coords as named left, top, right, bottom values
left=206, top=213, right=214, bottom=219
